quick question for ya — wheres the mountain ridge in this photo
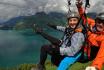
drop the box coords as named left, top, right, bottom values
left=0, top=12, right=96, bottom=30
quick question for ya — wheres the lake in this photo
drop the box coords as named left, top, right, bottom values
left=0, top=29, right=63, bottom=67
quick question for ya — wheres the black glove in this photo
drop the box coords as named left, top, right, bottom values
left=33, top=24, right=43, bottom=34
left=35, top=27, right=43, bottom=34
left=76, top=0, right=83, bottom=8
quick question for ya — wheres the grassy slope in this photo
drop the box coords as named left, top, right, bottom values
left=46, top=61, right=92, bottom=70
left=46, top=61, right=104, bottom=70
left=0, top=61, right=95, bottom=70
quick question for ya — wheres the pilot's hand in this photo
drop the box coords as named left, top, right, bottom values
left=33, top=24, right=43, bottom=34
left=76, top=0, right=83, bottom=7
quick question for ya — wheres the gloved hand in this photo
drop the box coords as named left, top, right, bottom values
left=76, top=0, right=83, bottom=7
left=33, top=24, right=43, bottom=34
left=35, top=27, right=43, bottom=34
left=85, top=66, right=98, bottom=70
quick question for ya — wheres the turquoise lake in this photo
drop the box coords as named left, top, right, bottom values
left=0, top=29, right=63, bottom=67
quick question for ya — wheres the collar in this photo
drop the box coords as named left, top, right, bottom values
left=94, top=31, right=104, bottom=35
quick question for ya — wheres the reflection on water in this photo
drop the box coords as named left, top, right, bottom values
left=0, top=29, right=63, bottom=67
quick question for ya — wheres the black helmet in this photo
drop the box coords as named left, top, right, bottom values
left=67, top=12, right=80, bottom=19
left=96, top=12, right=104, bottom=21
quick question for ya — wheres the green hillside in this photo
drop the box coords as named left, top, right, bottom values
left=13, top=12, right=66, bottom=30
left=0, top=61, right=92, bottom=70
left=0, top=61, right=103, bottom=70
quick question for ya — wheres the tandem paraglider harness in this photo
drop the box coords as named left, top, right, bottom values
left=67, top=0, right=93, bottom=63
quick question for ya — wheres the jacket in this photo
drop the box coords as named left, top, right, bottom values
left=56, top=26, right=85, bottom=56
left=77, top=5, right=104, bottom=70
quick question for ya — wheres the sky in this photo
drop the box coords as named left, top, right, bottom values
left=0, top=0, right=104, bottom=22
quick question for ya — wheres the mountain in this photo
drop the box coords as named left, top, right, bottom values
left=0, top=12, right=66, bottom=30
left=0, top=12, right=96, bottom=30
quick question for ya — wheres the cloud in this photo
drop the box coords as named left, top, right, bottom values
left=0, top=0, right=104, bottom=22
left=88, top=0, right=104, bottom=13
left=0, top=0, right=68, bottom=22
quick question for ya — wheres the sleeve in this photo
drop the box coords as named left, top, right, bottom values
left=77, top=5, right=87, bottom=25
left=60, top=32, right=85, bottom=56
left=40, top=32, right=61, bottom=46
left=77, top=6, right=95, bottom=30
left=91, top=41, right=104, bottom=70
left=56, top=26, right=66, bottom=32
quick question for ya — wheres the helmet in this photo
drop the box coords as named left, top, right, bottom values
left=67, top=12, right=80, bottom=19
left=96, top=12, right=104, bottom=20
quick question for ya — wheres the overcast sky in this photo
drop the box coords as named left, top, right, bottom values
left=0, top=0, right=104, bottom=22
